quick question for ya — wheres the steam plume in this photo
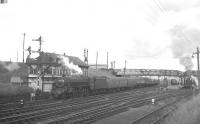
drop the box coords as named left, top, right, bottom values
left=179, top=56, right=194, bottom=70
left=169, top=25, right=200, bottom=70
left=59, top=56, right=82, bottom=75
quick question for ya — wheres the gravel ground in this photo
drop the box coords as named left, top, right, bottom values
left=164, top=92, right=199, bottom=124
left=92, top=101, right=168, bottom=124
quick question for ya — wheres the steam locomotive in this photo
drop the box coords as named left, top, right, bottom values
left=51, top=76, right=159, bottom=99
left=180, top=75, right=197, bottom=89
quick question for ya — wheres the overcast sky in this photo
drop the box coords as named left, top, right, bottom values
left=0, top=0, right=200, bottom=71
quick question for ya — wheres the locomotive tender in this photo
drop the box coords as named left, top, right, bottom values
left=51, top=76, right=158, bottom=99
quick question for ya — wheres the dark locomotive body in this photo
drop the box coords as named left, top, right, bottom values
left=51, top=76, right=158, bottom=99
left=51, top=76, right=90, bottom=98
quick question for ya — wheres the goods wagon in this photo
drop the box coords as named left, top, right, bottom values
left=89, top=77, right=128, bottom=94
left=127, top=77, right=152, bottom=87
left=51, top=76, right=159, bottom=99
left=90, top=77, right=128, bottom=89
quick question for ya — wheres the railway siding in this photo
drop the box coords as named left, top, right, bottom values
left=40, top=90, right=192, bottom=124
left=0, top=88, right=193, bottom=124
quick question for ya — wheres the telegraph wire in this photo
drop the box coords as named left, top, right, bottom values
left=152, top=0, right=196, bottom=47
left=153, top=0, right=165, bottom=13
left=142, top=0, right=161, bottom=25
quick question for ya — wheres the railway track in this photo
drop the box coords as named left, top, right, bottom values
left=0, top=99, right=55, bottom=111
left=0, top=86, right=155, bottom=112
left=130, top=91, right=198, bottom=124
left=0, top=96, right=106, bottom=118
left=150, top=92, right=198, bottom=124
left=0, top=87, right=156, bottom=111
left=0, top=87, right=155, bottom=118
left=150, top=106, right=177, bottom=124
left=0, top=88, right=189, bottom=124
left=130, top=98, right=182, bottom=124
left=0, top=87, right=159, bottom=124
left=40, top=90, right=192, bottom=124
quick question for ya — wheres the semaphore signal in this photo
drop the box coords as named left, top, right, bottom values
left=32, top=36, right=45, bottom=53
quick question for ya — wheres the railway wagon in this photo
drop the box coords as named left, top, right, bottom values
left=89, top=77, right=128, bottom=94
left=127, top=77, right=156, bottom=88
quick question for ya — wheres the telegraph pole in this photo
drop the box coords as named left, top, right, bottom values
left=17, top=50, right=18, bottom=62
left=86, top=49, right=88, bottom=76
left=124, top=60, right=127, bottom=77
left=84, top=48, right=89, bottom=76
left=96, top=51, right=98, bottom=71
left=192, top=47, right=200, bottom=71
left=107, top=52, right=108, bottom=70
left=22, top=33, right=26, bottom=63
left=197, top=47, right=199, bottom=71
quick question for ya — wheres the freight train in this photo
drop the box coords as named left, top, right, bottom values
left=51, top=76, right=159, bottom=99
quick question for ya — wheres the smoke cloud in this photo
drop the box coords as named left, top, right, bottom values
left=169, top=25, right=200, bottom=70
left=0, top=62, right=20, bottom=72
left=59, top=56, right=82, bottom=75
left=179, top=56, right=194, bottom=70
